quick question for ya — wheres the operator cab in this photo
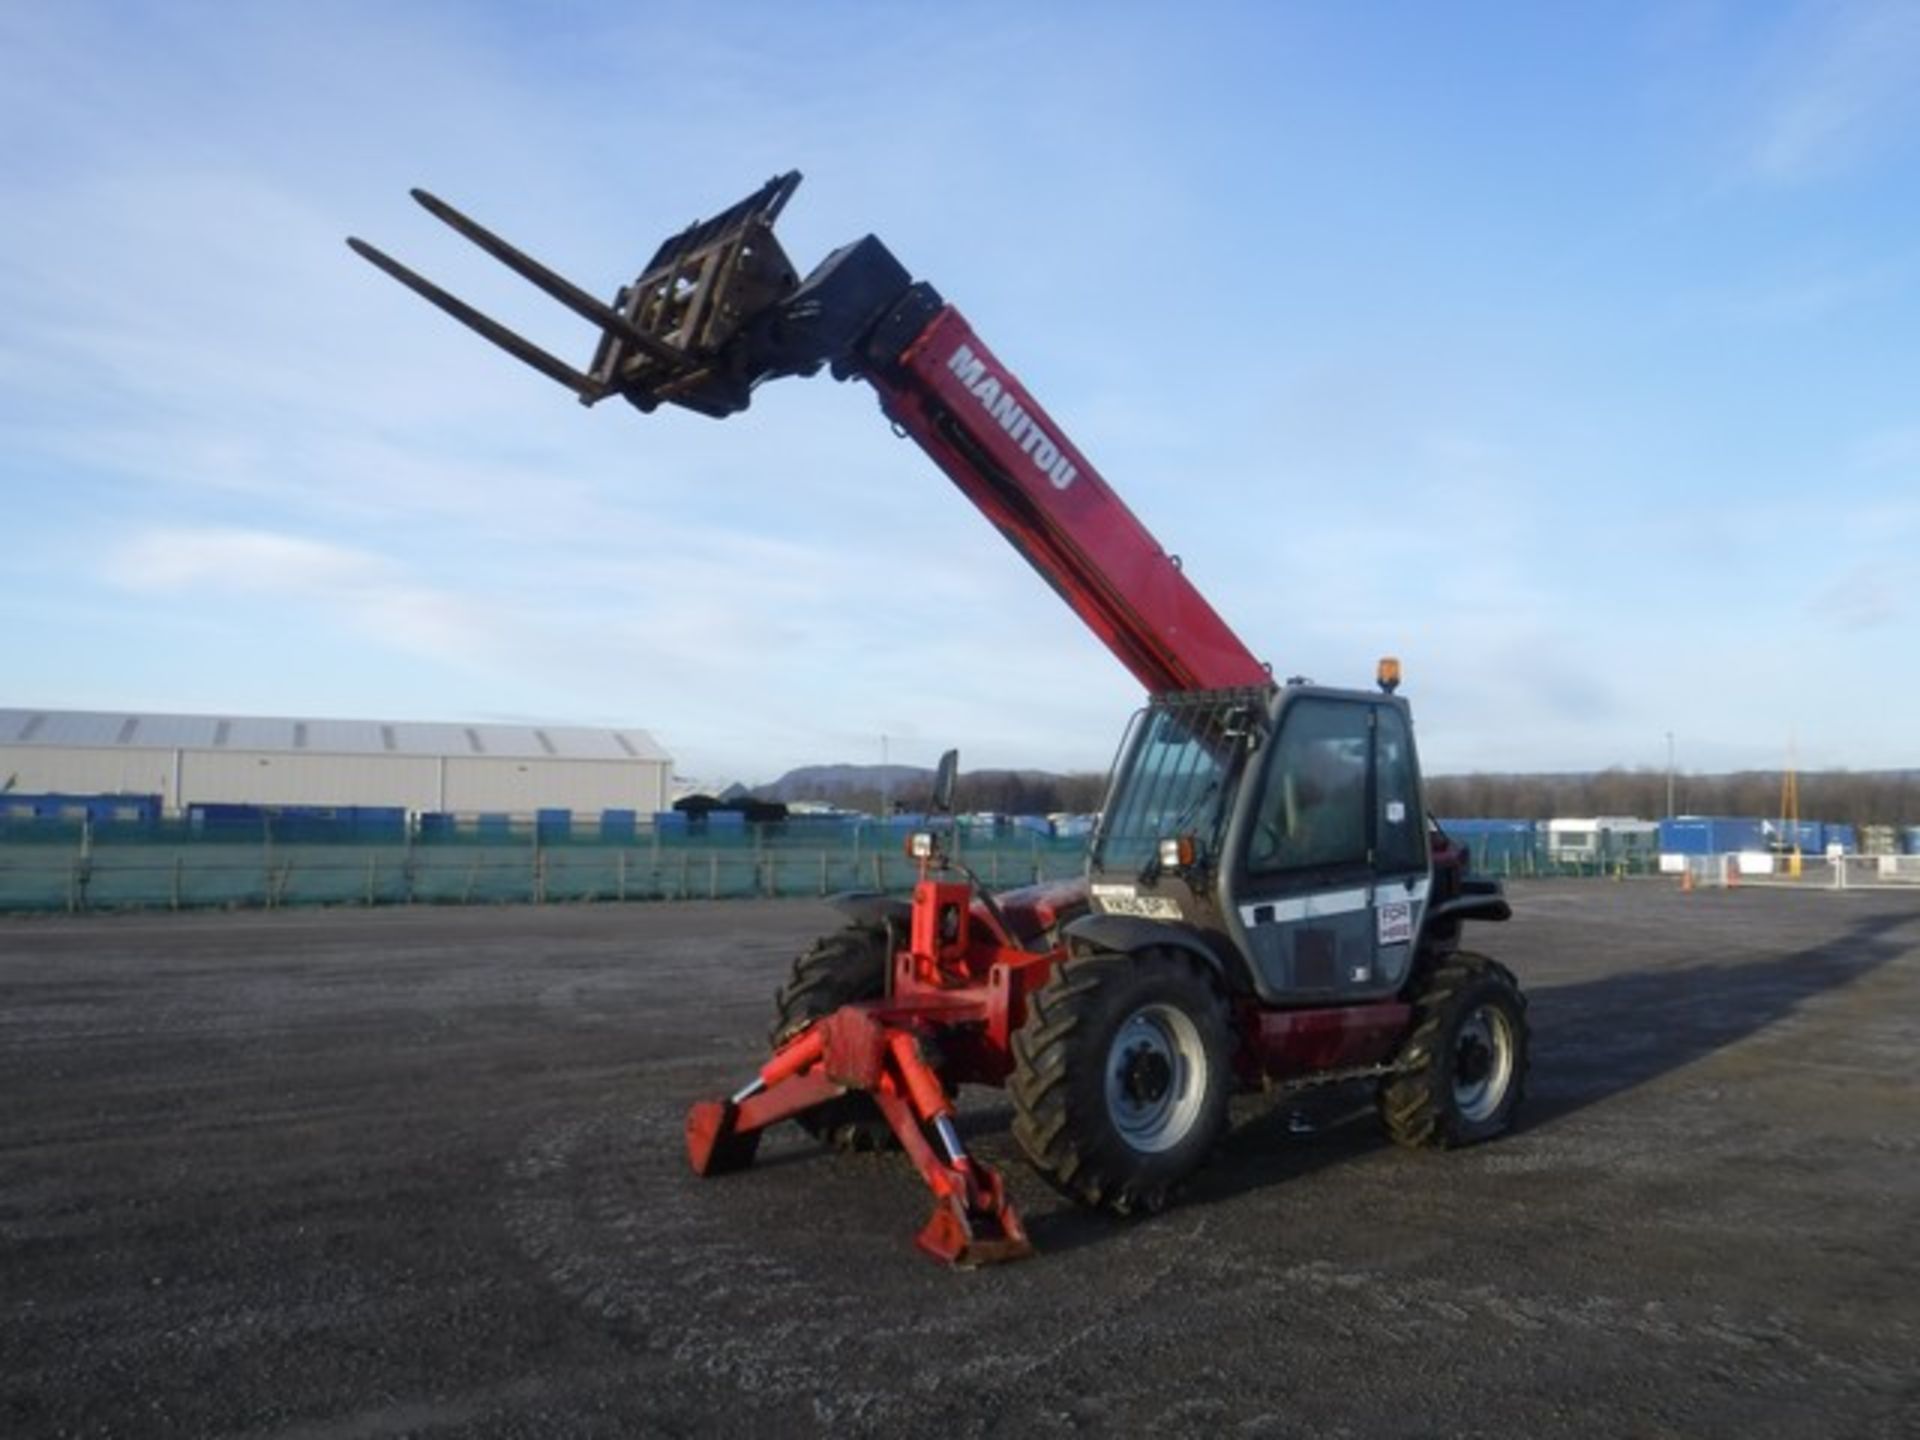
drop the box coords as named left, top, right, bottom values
left=1084, top=668, right=1450, bottom=1006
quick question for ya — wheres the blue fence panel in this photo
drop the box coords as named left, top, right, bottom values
left=1776, top=820, right=1825, bottom=853
left=1658, top=817, right=1769, bottom=854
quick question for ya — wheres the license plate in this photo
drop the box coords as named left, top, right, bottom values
left=1092, top=887, right=1182, bottom=920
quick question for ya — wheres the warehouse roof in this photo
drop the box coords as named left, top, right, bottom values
left=0, top=708, right=670, bottom=763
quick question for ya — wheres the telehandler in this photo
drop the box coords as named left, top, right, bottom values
left=353, top=174, right=1525, bottom=1265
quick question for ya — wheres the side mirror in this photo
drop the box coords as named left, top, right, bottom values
left=930, top=749, right=960, bottom=816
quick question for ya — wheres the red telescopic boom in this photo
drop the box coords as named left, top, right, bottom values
left=349, top=172, right=1271, bottom=697
left=879, top=308, right=1268, bottom=694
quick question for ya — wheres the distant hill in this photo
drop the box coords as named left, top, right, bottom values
left=757, top=764, right=933, bottom=804
left=756, top=763, right=1105, bottom=815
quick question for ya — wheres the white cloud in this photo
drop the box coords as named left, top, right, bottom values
left=112, top=527, right=504, bottom=669
left=1748, top=0, right=1920, bottom=182
left=119, top=529, right=371, bottom=592
left=1855, top=425, right=1920, bottom=471
left=1808, top=564, right=1904, bottom=629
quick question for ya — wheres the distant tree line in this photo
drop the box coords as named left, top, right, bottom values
left=878, top=770, right=1110, bottom=817
left=954, top=771, right=1108, bottom=815
left=1425, top=768, right=1920, bottom=830
left=771, top=761, right=1919, bottom=831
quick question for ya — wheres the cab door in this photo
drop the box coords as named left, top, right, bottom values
left=1229, top=695, right=1428, bottom=1003
left=1366, top=701, right=1429, bottom=993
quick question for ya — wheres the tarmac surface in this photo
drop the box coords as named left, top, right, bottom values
left=3, top=881, right=1918, bottom=1438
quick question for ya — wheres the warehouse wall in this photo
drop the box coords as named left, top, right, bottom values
left=183, top=751, right=444, bottom=809
left=0, top=747, right=180, bottom=807
left=0, top=746, right=670, bottom=817
left=442, top=757, right=668, bottom=814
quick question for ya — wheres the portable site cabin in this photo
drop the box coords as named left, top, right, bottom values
left=1544, top=816, right=1659, bottom=868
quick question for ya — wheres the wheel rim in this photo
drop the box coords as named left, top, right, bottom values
left=1105, top=1002, right=1208, bottom=1153
left=1452, top=1003, right=1516, bottom=1124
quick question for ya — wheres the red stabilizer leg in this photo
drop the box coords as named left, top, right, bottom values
left=686, top=1024, right=858, bottom=1178
left=871, top=1085, right=1035, bottom=1267
left=915, top=1164, right=1032, bottom=1267
left=686, top=1100, right=761, bottom=1175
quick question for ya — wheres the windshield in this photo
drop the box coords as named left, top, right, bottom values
left=1091, top=694, right=1263, bottom=873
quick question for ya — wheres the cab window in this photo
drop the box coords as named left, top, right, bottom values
left=1373, top=703, right=1422, bottom=874
left=1248, top=699, right=1370, bottom=874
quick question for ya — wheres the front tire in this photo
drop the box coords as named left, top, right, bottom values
left=1009, top=947, right=1233, bottom=1215
left=1380, top=952, right=1529, bottom=1148
left=769, top=925, right=896, bottom=1153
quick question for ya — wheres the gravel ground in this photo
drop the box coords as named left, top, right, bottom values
left=3, top=881, right=1917, bottom=1438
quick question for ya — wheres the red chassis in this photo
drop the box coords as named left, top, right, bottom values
left=686, top=856, right=1411, bottom=1267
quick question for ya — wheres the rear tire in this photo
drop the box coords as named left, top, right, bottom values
left=1380, top=951, right=1529, bottom=1148
left=770, top=926, right=896, bottom=1153
left=1009, top=947, right=1232, bottom=1215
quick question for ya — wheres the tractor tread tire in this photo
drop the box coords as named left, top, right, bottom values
left=769, top=926, right=895, bottom=1154
left=1009, top=946, right=1231, bottom=1217
left=1380, top=950, right=1529, bottom=1150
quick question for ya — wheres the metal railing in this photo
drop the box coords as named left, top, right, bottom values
left=0, top=818, right=1090, bottom=914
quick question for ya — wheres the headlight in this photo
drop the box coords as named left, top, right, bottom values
left=1158, top=835, right=1196, bottom=868
left=905, top=831, right=936, bottom=859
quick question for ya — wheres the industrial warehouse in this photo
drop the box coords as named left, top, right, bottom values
left=0, top=707, right=673, bottom=825
left=0, top=705, right=1092, bottom=913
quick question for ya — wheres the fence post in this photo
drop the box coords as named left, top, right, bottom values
left=617, top=849, right=628, bottom=903
left=820, top=850, right=829, bottom=896
left=709, top=853, right=719, bottom=900
left=366, top=854, right=377, bottom=907
left=69, top=818, right=93, bottom=913
left=171, top=855, right=183, bottom=911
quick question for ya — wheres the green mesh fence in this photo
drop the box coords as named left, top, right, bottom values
left=0, top=819, right=1091, bottom=914
left=1439, top=822, right=1661, bottom=879
left=1, top=815, right=1670, bottom=915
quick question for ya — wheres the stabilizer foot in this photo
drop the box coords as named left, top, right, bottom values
left=914, top=1169, right=1033, bottom=1267
left=686, top=1100, right=762, bottom=1175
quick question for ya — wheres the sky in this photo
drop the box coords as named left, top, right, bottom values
left=2, top=1, right=1917, bottom=786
